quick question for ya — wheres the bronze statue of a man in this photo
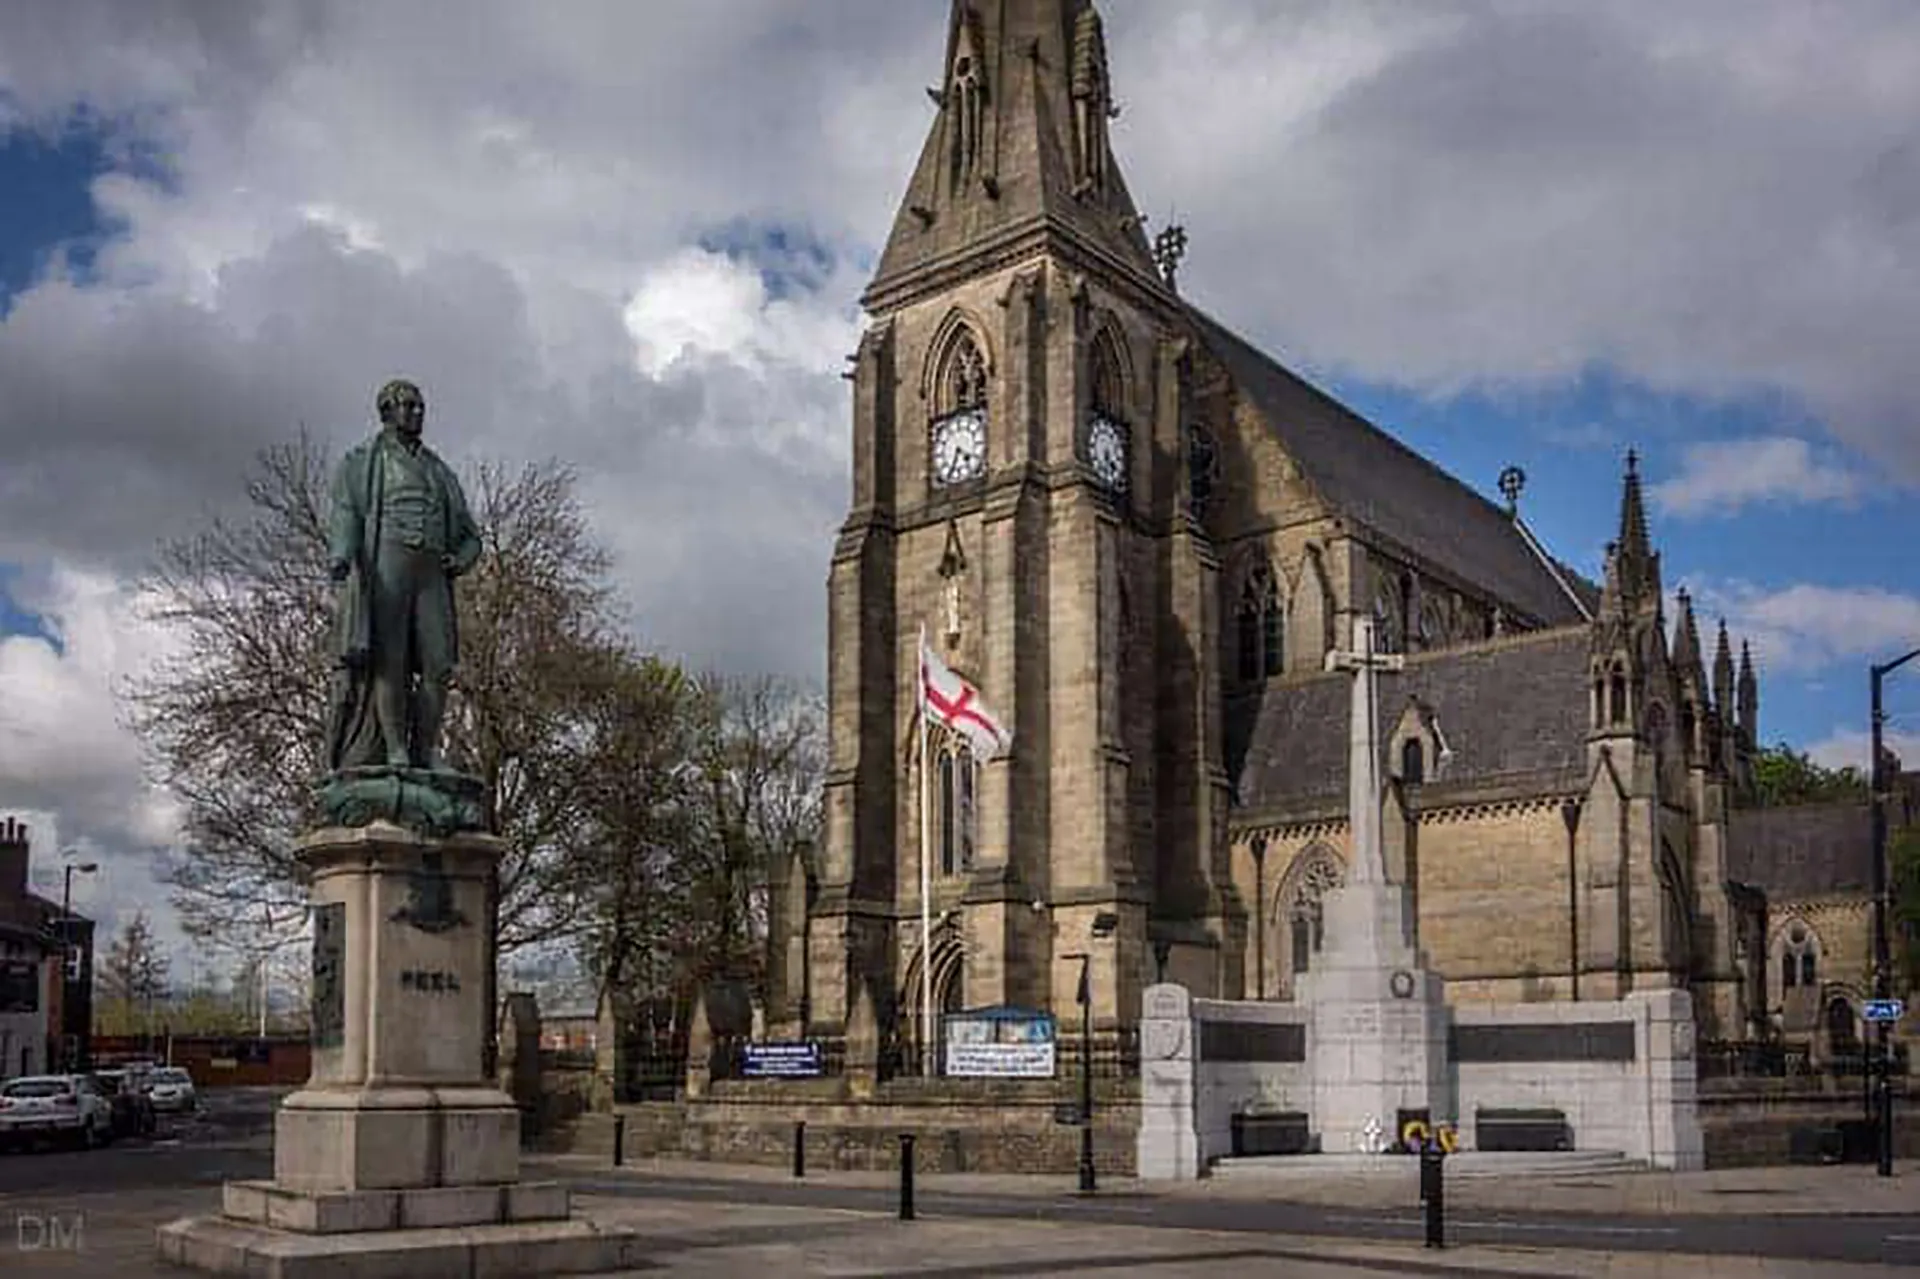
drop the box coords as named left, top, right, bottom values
left=325, top=379, right=482, bottom=773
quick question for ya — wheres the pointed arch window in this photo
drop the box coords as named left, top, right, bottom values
left=936, top=738, right=977, bottom=877
left=1781, top=920, right=1818, bottom=991
left=1401, top=738, right=1425, bottom=784
left=1609, top=663, right=1628, bottom=726
left=1237, top=562, right=1284, bottom=682
left=940, top=331, right=987, bottom=415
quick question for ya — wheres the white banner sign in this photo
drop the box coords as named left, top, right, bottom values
left=945, top=1040, right=1057, bottom=1079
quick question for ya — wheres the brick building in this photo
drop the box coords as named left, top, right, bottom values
left=0, top=818, right=97, bottom=1078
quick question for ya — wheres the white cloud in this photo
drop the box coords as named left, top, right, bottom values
left=1650, top=437, right=1867, bottom=517
left=6, top=0, right=1920, bottom=954
left=1804, top=727, right=1920, bottom=774
left=1685, top=580, right=1920, bottom=674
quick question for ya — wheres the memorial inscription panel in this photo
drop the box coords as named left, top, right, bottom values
left=310, top=903, right=345, bottom=1049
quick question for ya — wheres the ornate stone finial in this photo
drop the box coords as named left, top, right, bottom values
left=1152, top=223, right=1188, bottom=288
left=1626, top=447, right=1639, bottom=476
left=1497, top=465, right=1526, bottom=514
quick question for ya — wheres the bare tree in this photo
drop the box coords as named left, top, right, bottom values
left=96, top=911, right=171, bottom=1037
left=126, top=432, right=634, bottom=959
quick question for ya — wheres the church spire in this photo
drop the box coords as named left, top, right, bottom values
left=865, top=0, right=1164, bottom=311
left=1612, top=449, right=1657, bottom=604
left=1671, top=587, right=1702, bottom=674
left=1737, top=640, right=1758, bottom=741
left=1712, top=619, right=1735, bottom=717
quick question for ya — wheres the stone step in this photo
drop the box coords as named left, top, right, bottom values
left=1210, top=1150, right=1647, bottom=1181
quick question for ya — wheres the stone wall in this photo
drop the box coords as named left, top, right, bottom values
left=563, top=1078, right=1140, bottom=1176
left=1187, top=995, right=1309, bottom=1167
left=1451, top=991, right=1700, bottom=1166
left=1698, top=1076, right=1919, bottom=1167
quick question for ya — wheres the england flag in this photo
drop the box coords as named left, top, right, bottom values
left=918, top=629, right=1013, bottom=762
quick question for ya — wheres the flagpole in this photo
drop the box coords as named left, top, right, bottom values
left=918, top=627, right=936, bottom=1077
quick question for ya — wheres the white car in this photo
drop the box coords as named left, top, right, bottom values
left=144, top=1067, right=198, bottom=1114
left=0, top=1075, right=115, bottom=1149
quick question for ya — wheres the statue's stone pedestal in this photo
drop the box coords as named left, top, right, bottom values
left=158, top=822, right=644, bottom=1278
left=1299, top=881, right=1453, bottom=1158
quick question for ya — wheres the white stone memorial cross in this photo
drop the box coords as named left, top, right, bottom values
left=1325, top=613, right=1403, bottom=886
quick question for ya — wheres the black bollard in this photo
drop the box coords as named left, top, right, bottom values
left=1420, top=1143, right=1445, bottom=1249
left=899, top=1133, right=916, bottom=1220
left=612, top=1114, right=626, bottom=1168
left=794, top=1120, right=806, bottom=1179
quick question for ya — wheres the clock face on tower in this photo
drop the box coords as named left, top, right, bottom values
left=1087, top=415, right=1128, bottom=492
left=931, top=409, right=987, bottom=486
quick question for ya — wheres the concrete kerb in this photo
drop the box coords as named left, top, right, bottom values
left=526, top=1152, right=1920, bottom=1218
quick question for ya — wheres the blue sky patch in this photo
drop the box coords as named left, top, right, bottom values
left=697, top=219, right=838, bottom=302
left=0, top=564, right=60, bottom=655
left=0, top=120, right=120, bottom=307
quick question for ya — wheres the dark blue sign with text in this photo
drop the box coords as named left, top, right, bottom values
left=742, top=1041, right=824, bottom=1079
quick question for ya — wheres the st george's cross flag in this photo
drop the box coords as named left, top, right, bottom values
left=918, top=628, right=1013, bottom=762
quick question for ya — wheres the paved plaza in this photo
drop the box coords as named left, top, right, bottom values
left=5, top=1138, right=1919, bottom=1277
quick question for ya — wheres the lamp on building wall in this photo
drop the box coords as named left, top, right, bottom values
left=58, top=857, right=97, bottom=1072
left=1869, top=645, right=1920, bottom=1178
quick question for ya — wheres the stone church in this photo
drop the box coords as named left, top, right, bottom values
left=784, top=0, right=1774, bottom=1064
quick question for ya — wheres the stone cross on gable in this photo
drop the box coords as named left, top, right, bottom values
left=1325, top=613, right=1403, bottom=885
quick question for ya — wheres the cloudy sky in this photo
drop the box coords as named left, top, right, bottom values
left=1, top=0, right=1916, bottom=965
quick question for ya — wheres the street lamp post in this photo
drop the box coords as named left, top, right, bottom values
left=58, top=859, right=97, bottom=1072
left=1251, top=835, right=1268, bottom=1000
left=1869, top=646, right=1920, bottom=1178
left=1068, top=911, right=1120, bottom=1195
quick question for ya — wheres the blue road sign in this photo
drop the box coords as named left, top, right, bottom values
left=1863, top=999, right=1905, bottom=1023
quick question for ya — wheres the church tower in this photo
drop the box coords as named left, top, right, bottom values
left=1576, top=452, right=1696, bottom=1001
left=809, top=0, right=1234, bottom=1061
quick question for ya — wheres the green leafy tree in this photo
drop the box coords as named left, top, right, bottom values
left=1752, top=742, right=1868, bottom=807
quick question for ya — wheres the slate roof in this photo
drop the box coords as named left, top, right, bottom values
left=1229, top=626, right=1592, bottom=812
left=1184, top=307, right=1594, bottom=628
left=1726, top=804, right=1874, bottom=899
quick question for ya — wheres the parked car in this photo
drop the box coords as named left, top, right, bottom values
left=144, top=1066, right=198, bottom=1115
left=91, top=1070, right=158, bottom=1139
left=0, top=1075, right=115, bottom=1150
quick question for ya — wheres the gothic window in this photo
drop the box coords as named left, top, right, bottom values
left=1780, top=920, right=1818, bottom=992
left=1400, top=574, right=1417, bottom=648
left=941, top=331, right=987, bottom=413
left=1282, top=848, right=1343, bottom=988
left=1187, top=423, right=1218, bottom=515
left=1401, top=738, right=1425, bottom=784
left=1090, top=329, right=1126, bottom=420
left=1237, top=561, right=1284, bottom=681
left=1374, top=586, right=1402, bottom=654
left=1680, top=701, right=1697, bottom=755
left=1609, top=663, right=1628, bottom=726
left=1290, top=902, right=1321, bottom=975
left=936, top=739, right=977, bottom=876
